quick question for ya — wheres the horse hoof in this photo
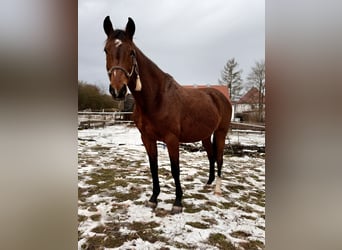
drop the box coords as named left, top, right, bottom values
left=171, top=206, right=183, bottom=214
left=145, top=201, right=157, bottom=209
left=214, top=191, right=222, bottom=196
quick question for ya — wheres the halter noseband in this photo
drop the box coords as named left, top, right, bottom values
left=107, top=51, right=138, bottom=79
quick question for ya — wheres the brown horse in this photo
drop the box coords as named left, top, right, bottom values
left=103, top=17, right=232, bottom=214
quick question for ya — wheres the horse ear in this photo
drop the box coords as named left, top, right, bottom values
left=103, top=16, right=114, bottom=37
left=125, top=17, right=135, bottom=40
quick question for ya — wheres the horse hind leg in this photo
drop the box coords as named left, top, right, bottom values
left=213, top=130, right=227, bottom=196
left=202, top=137, right=216, bottom=185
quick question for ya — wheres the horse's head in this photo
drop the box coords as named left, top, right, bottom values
left=103, top=16, right=138, bottom=100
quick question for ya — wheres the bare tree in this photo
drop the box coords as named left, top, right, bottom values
left=218, top=58, right=243, bottom=101
left=247, top=60, right=265, bottom=122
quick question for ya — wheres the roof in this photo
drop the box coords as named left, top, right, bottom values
left=237, top=87, right=264, bottom=104
left=183, top=85, right=230, bottom=101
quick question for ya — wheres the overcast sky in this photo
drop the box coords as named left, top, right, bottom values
left=78, top=0, right=264, bottom=91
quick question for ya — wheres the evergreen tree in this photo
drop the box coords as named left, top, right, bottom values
left=218, top=58, right=243, bottom=101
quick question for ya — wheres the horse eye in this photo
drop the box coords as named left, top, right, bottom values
left=104, top=48, right=108, bottom=54
left=130, top=50, right=135, bottom=57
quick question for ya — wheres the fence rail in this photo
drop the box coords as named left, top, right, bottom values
left=78, top=111, right=265, bottom=132
left=78, top=111, right=133, bottom=129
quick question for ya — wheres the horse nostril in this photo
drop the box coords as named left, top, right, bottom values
left=119, top=85, right=127, bottom=97
left=109, top=85, right=115, bottom=96
left=109, top=84, right=127, bottom=99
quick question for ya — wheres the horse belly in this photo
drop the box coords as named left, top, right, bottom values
left=179, top=119, right=218, bottom=143
left=179, top=131, right=212, bottom=143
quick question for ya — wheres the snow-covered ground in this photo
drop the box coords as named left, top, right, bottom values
left=78, top=125, right=265, bottom=249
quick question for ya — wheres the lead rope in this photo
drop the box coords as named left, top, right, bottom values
left=133, top=52, right=142, bottom=91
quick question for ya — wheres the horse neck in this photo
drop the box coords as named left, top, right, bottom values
left=130, top=46, right=167, bottom=110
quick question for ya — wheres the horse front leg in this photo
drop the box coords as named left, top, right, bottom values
left=166, top=137, right=183, bottom=214
left=141, top=135, right=159, bottom=209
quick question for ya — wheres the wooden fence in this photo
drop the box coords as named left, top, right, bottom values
left=78, top=111, right=133, bottom=129
left=78, top=111, right=265, bottom=132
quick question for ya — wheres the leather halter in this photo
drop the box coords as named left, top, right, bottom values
left=107, top=51, right=138, bottom=79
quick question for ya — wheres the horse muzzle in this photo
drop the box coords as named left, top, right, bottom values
left=109, top=84, right=127, bottom=101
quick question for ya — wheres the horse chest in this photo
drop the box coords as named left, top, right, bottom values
left=134, top=114, right=171, bottom=141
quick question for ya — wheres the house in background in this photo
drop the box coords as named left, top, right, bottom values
left=234, top=87, right=265, bottom=122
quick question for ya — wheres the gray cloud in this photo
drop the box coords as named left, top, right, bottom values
left=78, top=0, right=264, bottom=90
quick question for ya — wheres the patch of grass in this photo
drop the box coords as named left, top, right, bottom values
left=82, top=187, right=98, bottom=197
left=158, top=167, right=171, bottom=177
left=103, top=236, right=123, bottom=248
left=197, top=170, right=208, bottom=177
left=84, top=159, right=97, bottom=165
left=171, top=241, right=195, bottom=249
left=220, top=202, right=235, bottom=209
left=78, top=214, right=87, bottom=223
left=207, top=233, right=236, bottom=249
left=239, top=240, right=264, bottom=250
left=163, top=198, right=174, bottom=204
left=129, top=159, right=145, bottom=167
left=184, top=203, right=203, bottom=213
left=113, top=186, right=142, bottom=202
left=88, top=206, right=97, bottom=212
left=134, top=200, right=145, bottom=206
left=84, top=167, right=147, bottom=203
left=90, top=213, right=101, bottom=221
left=241, top=205, right=254, bottom=214
left=128, top=221, right=159, bottom=231
left=127, top=221, right=168, bottom=243
left=241, top=214, right=257, bottom=221
left=240, top=193, right=251, bottom=203
left=91, top=225, right=106, bottom=233
left=104, top=221, right=121, bottom=232
left=198, top=187, right=212, bottom=193
left=226, top=184, right=246, bottom=193
left=91, top=145, right=111, bottom=151
left=205, top=200, right=217, bottom=206
left=103, top=233, right=138, bottom=248
left=154, top=208, right=169, bottom=217
left=91, top=222, right=139, bottom=248
left=78, top=187, right=88, bottom=202
left=110, top=203, right=129, bottom=213
left=185, top=193, right=207, bottom=200
left=184, top=175, right=195, bottom=181
left=126, top=177, right=149, bottom=185
left=85, top=169, right=116, bottom=190
left=186, top=221, right=210, bottom=229
left=185, top=201, right=214, bottom=213
left=114, top=178, right=128, bottom=187
left=86, top=235, right=105, bottom=249
left=136, top=228, right=168, bottom=243
left=231, top=230, right=251, bottom=239
left=250, top=191, right=265, bottom=207
left=202, top=217, right=218, bottom=225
